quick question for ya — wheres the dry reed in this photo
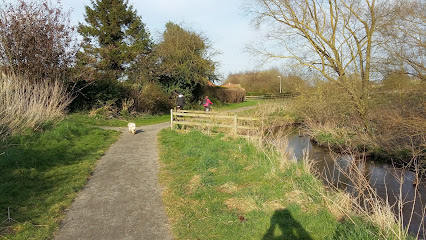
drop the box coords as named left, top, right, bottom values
left=318, top=151, right=425, bottom=239
left=0, top=74, right=73, bottom=140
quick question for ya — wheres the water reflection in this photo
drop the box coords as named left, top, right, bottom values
left=281, top=133, right=425, bottom=239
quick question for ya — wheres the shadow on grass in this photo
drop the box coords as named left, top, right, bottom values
left=263, top=209, right=313, bottom=240
left=0, top=121, right=119, bottom=238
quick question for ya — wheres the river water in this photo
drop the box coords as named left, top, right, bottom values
left=282, top=133, right=425, bottom=238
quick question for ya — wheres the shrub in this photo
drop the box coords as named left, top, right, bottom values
left=224, top=69, right=308, bottom=94
left=369, top=80, right=426, bottom=161
left=203, top=86, right=246, bottom=103
left=292, top=81, right=358, bottom=127
left=130, top=82, right=173, bottom=114
left=68, top=79, right=128, bottom=111
left=290, top=75, right=425, bottom=165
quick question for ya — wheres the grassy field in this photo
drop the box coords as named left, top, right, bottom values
left=214, top=99, right=262, bottom=111
left=158, top=129, right=385, bottom=240
left=0, top=120, right=120, bottom=239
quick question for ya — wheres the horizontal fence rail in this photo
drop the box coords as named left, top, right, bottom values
left=170, top=109, right=261, bottom=137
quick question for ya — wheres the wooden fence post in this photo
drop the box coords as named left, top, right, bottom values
left=170, top=109, right=173, bottom=129
left=234, top=114, right=238, bottom=136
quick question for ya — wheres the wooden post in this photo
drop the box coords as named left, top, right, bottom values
left=260, top=113, right=264, bottom=145
left=234, top=114, right=238, bottom=136
left=170, top=109, right=173, bottom=129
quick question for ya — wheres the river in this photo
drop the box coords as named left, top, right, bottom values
left=281, top=132, right=425, bottom=239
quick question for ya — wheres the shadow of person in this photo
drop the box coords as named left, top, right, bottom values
left=263, top=209, right=313, bottom=240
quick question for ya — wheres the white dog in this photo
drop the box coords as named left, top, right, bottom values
left=127, top=122, right=136, bottom=135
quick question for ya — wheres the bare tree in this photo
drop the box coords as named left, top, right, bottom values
left=249, top=0, right=385, bottom=129
left=377, top=0, right=425, bottom=81
left=0, top=0, right=77, bottom=81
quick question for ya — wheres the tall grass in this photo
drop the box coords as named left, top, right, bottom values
left=317, top=152, right=424, bottom=239
left=0, top=74, right=73, bottom=140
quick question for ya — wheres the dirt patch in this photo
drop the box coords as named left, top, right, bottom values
left=224, top=197, right=258, bottom=213
left=217, top=182, right=239, bottom=194
left=186, top=175, right=202, bottom=194
left=285, top=190, right=315, bottom=212
left=262, top=200, right=286, bottom=211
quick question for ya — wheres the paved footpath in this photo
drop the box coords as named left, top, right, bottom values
left=55, top=122, right=173, bottom=240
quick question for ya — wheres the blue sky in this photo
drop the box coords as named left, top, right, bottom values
left=60, top=0, right=275, bottom=81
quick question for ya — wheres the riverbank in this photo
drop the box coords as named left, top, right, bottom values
left=158, top=129, right=410, bottom=239
left=236, top=99, right=425, bottom=176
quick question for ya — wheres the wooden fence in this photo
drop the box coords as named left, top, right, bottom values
left=245, top=93, right=294, bottom=100
left=170, top=109, right=261, bottom=137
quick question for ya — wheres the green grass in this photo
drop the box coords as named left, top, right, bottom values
left=67, top=112, right=170, bottom=127
left=0, top=120, right=120, bottom=239
left=314, top=132, right=346, bottom=146
left=185, top=99, right=262, bottom=112
left=215, top=100, right=262, bottom=111
left=158, top=129, right=385, bottom=240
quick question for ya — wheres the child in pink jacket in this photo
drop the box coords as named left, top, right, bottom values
left=203, top=96, right=213, bottom=111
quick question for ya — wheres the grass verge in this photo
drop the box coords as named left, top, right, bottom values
left=0, top=120, right=120, bottom=239
left=158, top=129, right=385, bottom=240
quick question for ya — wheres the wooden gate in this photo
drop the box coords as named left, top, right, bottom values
left=170, top=109, right=261, bottom=137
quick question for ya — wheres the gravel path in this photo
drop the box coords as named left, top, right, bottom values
left=55, top=122, right=172, bottom=240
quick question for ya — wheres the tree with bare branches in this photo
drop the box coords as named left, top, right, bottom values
left=0, top=0, right=77, bottom=81
left=376, top=0, right=425, bottom=81
left=249, top=0, right=384, bottom=130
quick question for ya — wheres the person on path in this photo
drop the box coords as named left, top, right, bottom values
left=176, top=93, right=185, bottom=110
left=202, top=96, right=213, bottom=111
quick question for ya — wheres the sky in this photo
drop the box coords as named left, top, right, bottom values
left=59, top=0, right=277, bottom=81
